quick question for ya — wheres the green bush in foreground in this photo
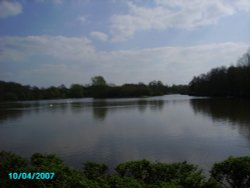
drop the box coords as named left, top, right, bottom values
left=211, top=156, right=250, bottom=188
left=0, top=151, right=249, bottom=188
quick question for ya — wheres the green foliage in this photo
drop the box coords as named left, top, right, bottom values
left=0, top=151, right=100, bottom=188
left=31, top=153, right=63, bottom=167
left=107, top=176, right=142, bottom=188
left=167, top=85, right=189, bottom=95
left=211, top=156, right=250, bottom=188
left=152, top=162, right=205, bottom=188
left=0, top=151, right=28, bottom=171
left=69, top=84, right=84, bottom=98
left=29, top=153, right=88, bottom=187
left=116, top=160, right=151, bottom=181
left=189, top=50, right=250, bottom=97
left=201, top=178, right=222, bottom=188
left=116, top=160, right=206, bottom=188
left=83, top=161, right=108, bottom=179
left=1, top=152, right=249, bottom=187
left=148, top=80, right=167, bottom=96
left=0, top=151, right=28, bottom=188
left=120, top=84, right=150, bottom=97
left=145, top=181, right=183, bottom=188
left=0, top=81, right=33, bottom=101
left=0, top=77, right=171, bottom=101
left=91, top=76, right=107, bottom=86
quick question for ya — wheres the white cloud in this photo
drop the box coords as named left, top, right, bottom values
left=110, top=0, right=250, bottom=41
left=52, top=0, right=63, bottom=4
left=0, top=35, right=94, bottom=62
left=235, top=0, right=250, bottom=11
left=36, top=0, right=63, bottom=5
left=77, top=16, right=86, bottom=23
left=0, top=0, right=22, bottom=18
left=90, top=31, right=108, bottom=42
left=0, top=36, right=249, bottom=86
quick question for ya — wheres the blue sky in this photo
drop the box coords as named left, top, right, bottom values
left=0, top=0, right=250, bottom=87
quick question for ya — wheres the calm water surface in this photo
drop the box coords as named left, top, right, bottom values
left=0, top=95, right=250, bottom=171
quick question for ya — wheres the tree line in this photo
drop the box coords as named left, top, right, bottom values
left=189, top=50, right=250, bottom=97
left=0, top=76, right=188, bottom=101
left=2, top=50, right=249, bottom=101
left=1, top=151, right=249, bottom=188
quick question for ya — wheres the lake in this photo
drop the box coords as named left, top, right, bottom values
left=0, top=95, right=250, bottom=172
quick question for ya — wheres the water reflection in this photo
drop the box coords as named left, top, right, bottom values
left=0, top=102, right=28, bottom=123
left=91, top=99, right=165, bottom=120
left=1, top=95, right=250, bottom=172
left=92, top=100, right=108, bottom=120
left=190, top=98, right=250, bottom=139
left=5, top=97, right=243, bottom=125
left=70, top=99, right=166, bottom=121
left=0, top=101, right=72, bottom=124
left=148, top=100, right=164, bottom=111
left=0, top=98, right=166, bottom=123
left=0, top=110, right=23, bottom=124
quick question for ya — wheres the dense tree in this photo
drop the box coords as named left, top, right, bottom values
left=211, top=156, right=250, bottom=188
left=120, top=83, right=149, bottom=97
left=189, top=50, right=250, bottom=97
left=148, top=80, right=167, bottom=95
left=116, top=160, right=206, bottom=188
left=0, top=78, right=172, bottom=101
left=0, top=151, right=29, bottom=188
left=168, top=84, right=189, bottom=94
left=91, top=76, right=107, bottom=86
left=1, top=151, right=249, bottom=187
left=0, top=81, right=33, bottom=101
left=69, top=84, right=84, bottom=98
left=83, top=162, right=108, bottom=180
left=0, top=151, right=250, bottom=188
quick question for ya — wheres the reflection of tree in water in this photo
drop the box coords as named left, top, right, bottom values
left=190, top=98, right=250, bottom=139
left=70, top=102, right=86, bottom=113
left=92, top=99, right=166, bottom=120
left=55, top=103, right=69, bottom=114
left=0, top=98, right=166, bottom=123
left=0, top=101, right=71, bottom=124
left=137, top=100, right=147, bottom=112
left=0, top=110, right=23, bottom=124
left=0, top=102, right=29, bottom=124
left=92, top=100, right=108, bottom=120
left=148, top=100, right=164, bottom=111
left=137, top=100, right=165, bottom=112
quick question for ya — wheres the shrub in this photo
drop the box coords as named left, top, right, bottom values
left=211, top=156, right=250, bottom=188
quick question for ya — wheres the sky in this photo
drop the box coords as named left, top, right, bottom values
left=0, top=0, right=250, bottom=87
